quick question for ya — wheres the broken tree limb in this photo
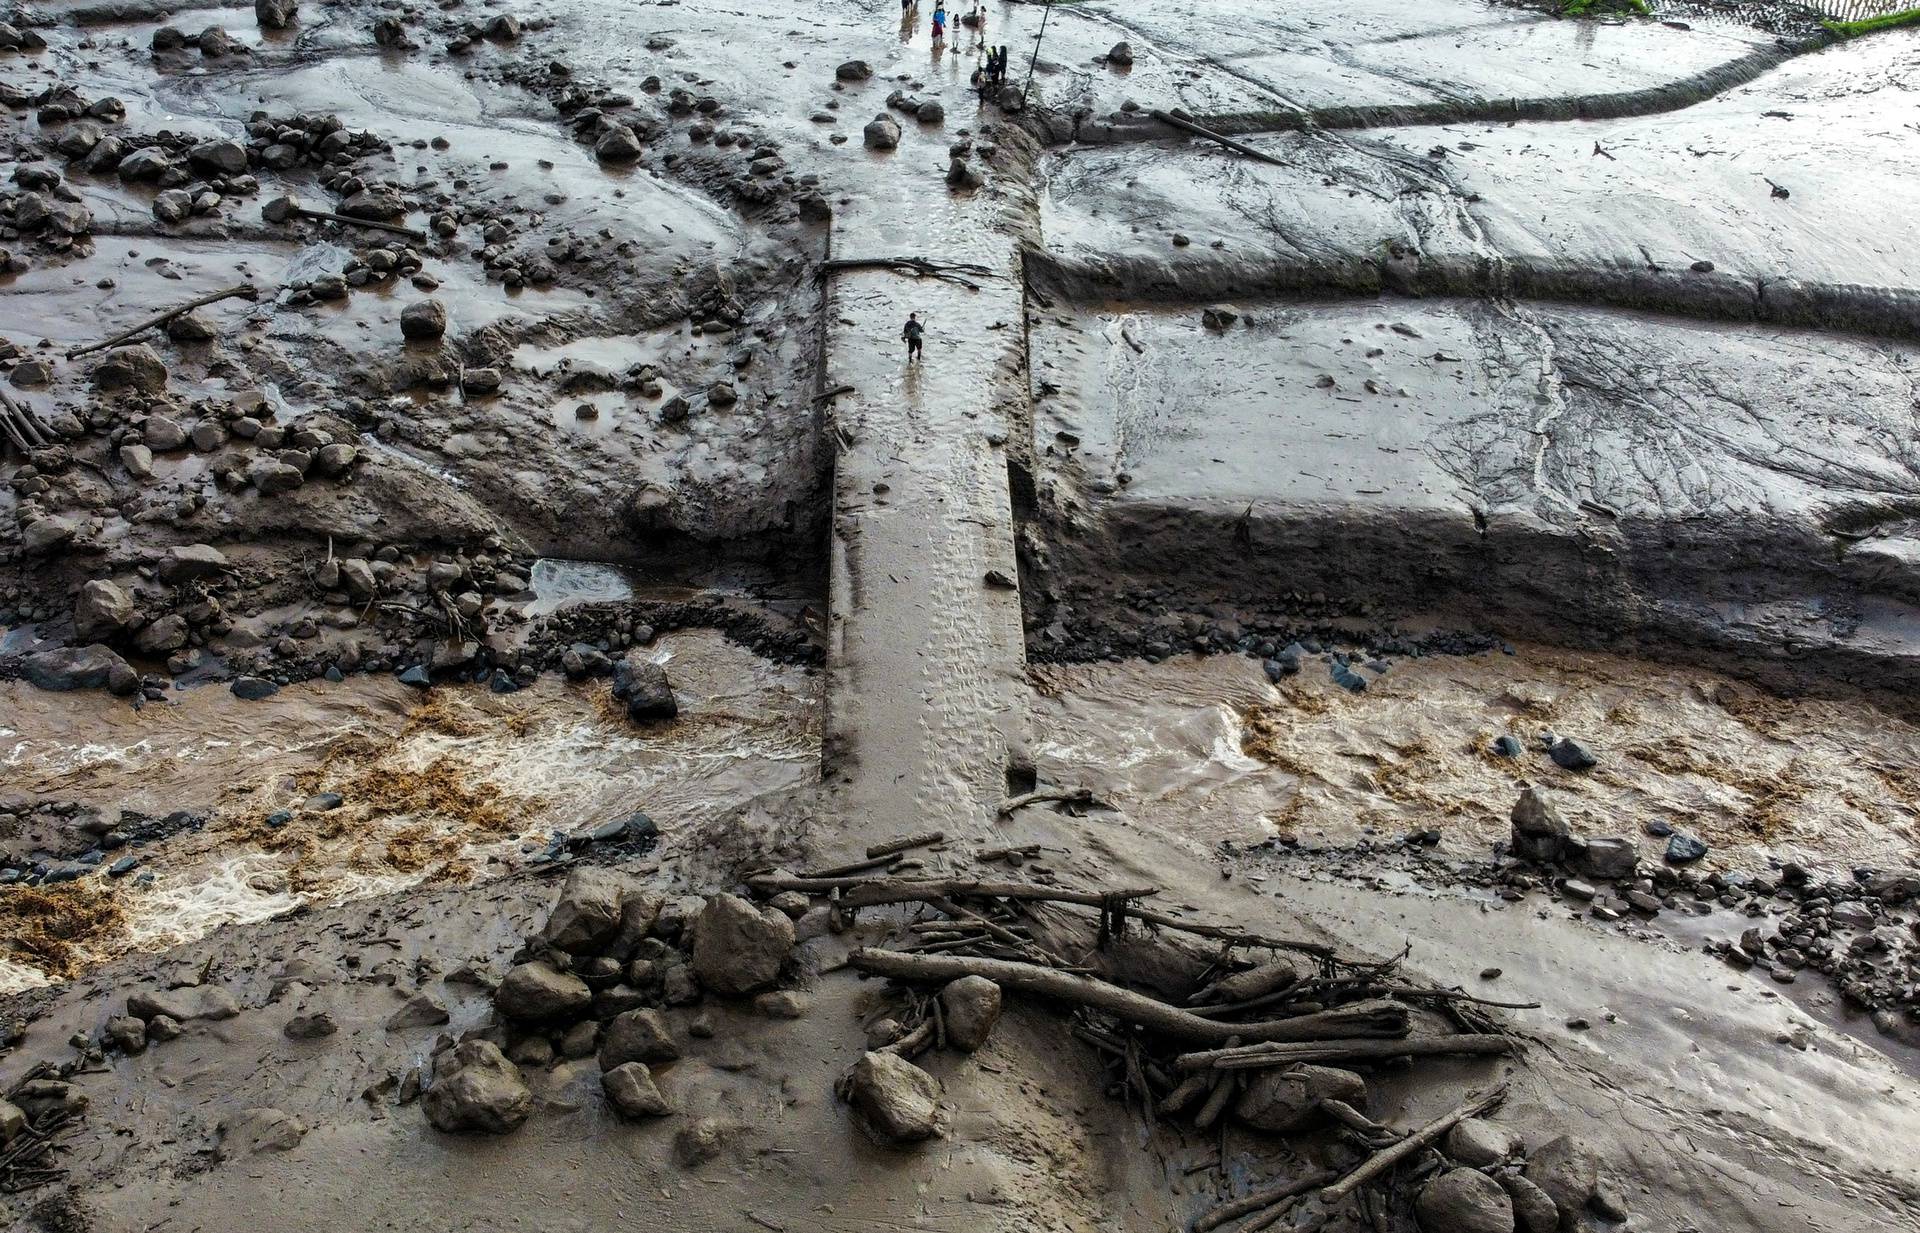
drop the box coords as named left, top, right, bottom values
left=815, top=256, right=994, bottom=289
left=264, top=196, right=429, bottom=242
left=813, top=383, right=856, bottom=403
left=848, top=948, right=1410, bottom=1044
left=1150, top=110, right=1289, bottom=168
left=65, top=283, right=260, bottom=359
left=867, top=831, right=944, bottom=860
left=1177, top=1033, right=1518, bottom=1072
left=749, top=870, right=1335, bottom=960
left=1193, top=1169, right=1339, bottom=1233
left=1320, top=1082, right=1510, bottom=1205
left=997, top=786, right=1100, bottom=816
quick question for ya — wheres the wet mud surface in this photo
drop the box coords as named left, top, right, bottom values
left=3, top=0, right=1920, bottom=1230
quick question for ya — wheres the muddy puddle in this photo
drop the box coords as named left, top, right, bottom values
left=0, top=630, right=819, bottom=991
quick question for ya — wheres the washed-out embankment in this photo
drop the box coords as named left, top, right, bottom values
left=1015, top=244, right=1920, bottom=703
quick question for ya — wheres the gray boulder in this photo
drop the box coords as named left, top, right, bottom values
left=938, top=976, right=1001, bottom=1052
left=846, top=1051, right=943, bottom=1146
left=255, top=0, right=297, bottom=28
left=1445, top=1117, right=1520, bottom=1167
left=863, top=116, right=901, bottom=150
left=1581, top=837, right=1638, bottom=880
left=1510, top=786, right=1569, bottom=863
left=540, top=866, right=628, bottom=952
left=400, top=299, right=447, bottom=341
left=424, top=1040, right=531, bottom=1134
left=598, top=1008, right=678, bottom=1069
left=602, top=1062, right=672, bottom=1118
left=494, top=961, right=591, bottom=1021
left=160, top=543, right=229, bottom=582
left=1415, top=1168, right=1514, bottom=1233
left=690, top=893, right=792, bottom=996
left=1497, top=1173, right=1560, bottom=1233
left=93, top=344, right=168, bottom=393
left=27, top=645, right=135, bottom=694
left=73, top=579, right=136, bottom=641
left=386, top=992, right=450, bottom=1030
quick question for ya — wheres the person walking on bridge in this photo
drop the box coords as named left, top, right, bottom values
left=903, top=312, right=925, bottom=362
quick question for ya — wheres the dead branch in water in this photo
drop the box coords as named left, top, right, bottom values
left=1150, top=109, right=1290, bottom=168
left=1192, top=1168, right=1338, bottom=1233
left=997, top=785, right=1101, bottom=816
left=65, top=283, right=259, bottom=359
left=1174, top=1033, right=1517, bottom=1072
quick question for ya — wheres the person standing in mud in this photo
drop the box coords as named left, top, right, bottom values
left=903, top=313, right=925, bottom=362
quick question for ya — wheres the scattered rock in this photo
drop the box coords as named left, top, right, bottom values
left=864, top=116, right=901, bottom=150
left=540, top=866, right=628, bottom=952
left=93, top=344, right=168, bottom=393
left=1548, top=737, right=1596, bottom=771
left=1445, top=1117, right=1520, bottom=1167
left=1510, top=785, right=1570, bottom=863
left=1524, top=1135, right=1601, bottom=1221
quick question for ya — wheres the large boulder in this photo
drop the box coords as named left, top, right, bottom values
left=93, top=344, right=168, bottom=393
left=400, top=299, right=447, bottom=341
left=1415, top=1168, right=1515, bottom=1233
left=846, top=1051, right=943, bottom=1146
left=938, top=976, right=1001, bottom=1052
left=598, top=1008, right=679, bottom=1069
left=26, top=645, right=135, bottom=694
left=602, top=1062, right=672, bottom=1118
left=1498, top=1174, right=1561, bottom=1233
left=424, top=1040, right=532, bottom=1134
left=494, top=961, right=591, bottom=1021
left=689, top=893, right=793, bottom=996
left=1510, top=785, right=1569, bottom=863
left=1446, top=1117, right=1520, bottom=1167
left=614, top=656, right=677, bottom=722
left=188, top=139, right=248, bottom=176
left=863, top=116, right=901, bottom=150
left=540, top=866, right=628, bottom=952
left=73, top=579, right=136, bottom=641
left=1233, top=1064, right=1365, bottom=1133
left=255, top=0, right=297, bottom=28
left=1523, top=1135, right=1600, bottom=1222
left=1864, top=867, right=1920, bottom=902
left=159, top=543, right=229, bottom=583
left=1581, top=837, right=1637, bottom=880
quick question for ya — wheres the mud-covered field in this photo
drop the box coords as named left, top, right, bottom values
left=3, top=1, right=1919, bottom=1231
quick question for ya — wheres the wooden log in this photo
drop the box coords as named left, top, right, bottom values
left=1192, top=1169, right=1338, bottom=1233
left=848, top=948, right=1409, bottom=1045
left=287, top=204, right=428, bottom=241
left=1321, top=1083, right=1510, bottom=1204
left=1174, top=1034, right=1516, bottom=1073
left=867, top=830, right=944, bottom=859
left=1150, top=109, right=1290, bottom=168
left=65, top=283, right=259, bottom=359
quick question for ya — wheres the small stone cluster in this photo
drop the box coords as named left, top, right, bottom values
left=422, top=869, right=802, bottom=1135
left=1411, top=1126, right=1629, bottom=1233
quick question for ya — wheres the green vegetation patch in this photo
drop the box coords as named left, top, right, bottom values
left=1823, top=7, right=1920, bottom=38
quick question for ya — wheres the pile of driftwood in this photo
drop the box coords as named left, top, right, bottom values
left=0, top=1062, right=83, bottom=1195
left=751, top=834, right=1531, bottom=1233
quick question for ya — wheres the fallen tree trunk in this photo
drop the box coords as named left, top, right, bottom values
left=1175, top=1033, right=1517, bottom=1072
left=1150, top=109, right=1290, bottom=167
left=65, top=283, right=259, bottom=359
left=849, top=948, right=1410, bottom=1044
